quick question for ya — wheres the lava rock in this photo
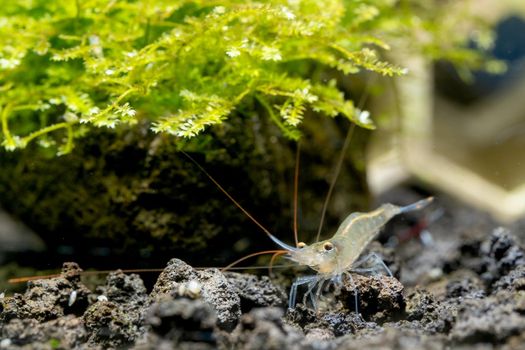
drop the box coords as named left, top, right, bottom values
left=0, top=262, right=91, bottom=323
left=340, top=274, right=405, bottom=322
left=335, top=327, right=448, bottom=350
left=492, top=266, right=525, bottom=293
left=82, top=270, right=149, bottom=348
left=404, top=288, right=455, bottom=334
left=451, top=290, right=525, bottom=343
left=145, top=297, right=216, bottom=345
left=286, top=303, right=373, bottom=339
left=480, top=228, right=525, bottom=285
left=227, top=307, right=305, bottom=350
left=445, top=274, right=486, bottom=299
left=83, top=300, right=139, bottom=348
left=225, top=272, right=287, bottom=311
left=150, top=258, right=241, bottom=331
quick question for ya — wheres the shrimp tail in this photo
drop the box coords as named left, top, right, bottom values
left=398, top=196, right=434, bottom=214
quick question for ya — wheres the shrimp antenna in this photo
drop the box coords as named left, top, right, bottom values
left=220, top=249, right=287, bottom=272
left=315, top=76, right=375, bottom=242
left=181, top=151, right=297, bottom=252
left=8, top=268, right=166, bottom=284
left=9, top=265, right=291, bottom=284
left=293, top=142, right=301, bottom=247
left=269, top=250, right=288, bottom=277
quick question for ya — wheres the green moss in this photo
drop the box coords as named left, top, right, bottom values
left=0, top=0, right=500, bottom=153
left=49, top=338, right=61, bottom=349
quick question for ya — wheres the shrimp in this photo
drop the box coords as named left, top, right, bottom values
left=285, top=197, right=434, bottom=308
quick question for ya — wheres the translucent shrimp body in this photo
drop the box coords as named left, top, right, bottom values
left=287, top=197, right=434, bottom=307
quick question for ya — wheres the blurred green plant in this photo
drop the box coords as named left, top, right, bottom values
left=0, top=0, right=502, bottom=154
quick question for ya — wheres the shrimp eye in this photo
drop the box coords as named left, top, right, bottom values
left=323, top=242, right=334, bottom=251
left=297, top=242, right=306, bottom=249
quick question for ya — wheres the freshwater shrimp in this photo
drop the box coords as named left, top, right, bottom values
left=285, top=196, right=433, bottom=308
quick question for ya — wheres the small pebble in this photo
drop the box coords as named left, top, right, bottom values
left=187, top=280, right=202, bottom=297
left=97, top=295, right=108, bottom=302
left=177, top=280, right=202, bottom=298
left=68, top=290, right=77, bottom=307
left=427, top=268, right=443, bottom=280
left=0, top=339, right=12, bottom=348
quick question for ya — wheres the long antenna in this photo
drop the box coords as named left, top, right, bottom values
left=182, top=151, right=274, bottom=239
left=269, top=250, right=288, bottom=277
left=8, top=264, right=292, bottom=284
left=315, top=124, right=355, bottom=242
left=293, top=142, right=301, bottom=247
left=315, top=76, right=374, bottom=242
left=8, top=268, right=166, bottom=284
left=181, top=151, right=297, bottom=252
left=220, top=249, right=287, bottom=272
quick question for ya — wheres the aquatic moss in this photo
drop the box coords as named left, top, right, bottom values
left=0, top=0, right=501, bottom=154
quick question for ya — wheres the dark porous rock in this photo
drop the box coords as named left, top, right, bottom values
left=316, top=311, right=372, bottom=337
left=405, top=288, right=437, bottom=322
left=480, top=228, right=525, bottom=285
left=83, top=300, right=139, bottom=348
left=335, top=327, right=448, bottom=350
left=144, top=297, right=216, bottom=347
left=286, top=304, right=374, bottom=339
left=0, top=262, right=91, bottom=323
left=285, top=303, right=320, bottom=329
left=451, top=290, right=525, bottom=344
left=227, top=307, right=306, bottom=350
left=492, top=266, right=525, bottom=293
left=96, top=270, right=148, bottom=305
left=405, top=288, right=455, bottom=334
left=81, top=270, right=149, bottom=348
left=340, top=274, right=405, bottom=322
left=1, top=315, right=88, bottom=349
left=445, top=274, right=486, bottom=299
left=225, top=272, right=287, bottom=311
left=150, top=258, right=240, bottom=331
left=94, top=271, right=148, bottom=326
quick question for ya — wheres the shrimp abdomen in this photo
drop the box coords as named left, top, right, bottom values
left=332, top=197, right=434, bottom=269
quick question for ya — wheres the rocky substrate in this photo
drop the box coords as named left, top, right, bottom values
left=1, top=226, right=525, bottom=349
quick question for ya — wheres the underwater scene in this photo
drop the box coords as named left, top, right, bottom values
left=1, top=1, right=525, bottom=349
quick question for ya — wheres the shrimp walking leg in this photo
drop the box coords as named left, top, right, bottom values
left=343, top=272, right=360, bottom=316
left=302, top=277, right=329, bottom=309
left=353, top=252, right=393, bottom=277
left=302, top=280, right=319, bottom=308
left=314, top=278, right=330, bottom=307
left=289, top=275, right=319, bottom=309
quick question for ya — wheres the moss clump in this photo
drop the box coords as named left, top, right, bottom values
left=0, top=0, right=500, bottom=153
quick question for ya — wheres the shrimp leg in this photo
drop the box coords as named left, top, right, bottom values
left=289, top=275, right=319, bottom=309
left=302, top=277, right=329, bottom=309
left=343, top=272, right=361, bottom=316
left=352, top=252, right=393, bottom=277
left=302, top=280, right=318, bottom=308
left=314, top=278, right=330, bottom=308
